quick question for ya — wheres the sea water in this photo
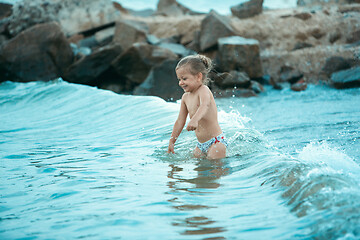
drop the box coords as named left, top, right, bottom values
left=0, top=80, right=359, bottom=239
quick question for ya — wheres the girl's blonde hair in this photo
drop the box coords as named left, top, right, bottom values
left=175, top=54, right=213, bottom=85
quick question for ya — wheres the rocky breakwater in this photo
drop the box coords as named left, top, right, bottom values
left=0, top=0, right=359, bottom=101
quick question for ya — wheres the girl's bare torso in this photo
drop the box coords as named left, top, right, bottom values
left=183, top=86, right=222, bottom=143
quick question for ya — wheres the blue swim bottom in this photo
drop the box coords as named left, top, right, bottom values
left=197, top=133, right=228, bottom=153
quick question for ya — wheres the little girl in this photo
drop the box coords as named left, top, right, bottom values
left=167, top=54, right=228, bottom=159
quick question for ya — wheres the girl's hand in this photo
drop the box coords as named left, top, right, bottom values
left=168, top=143, right=175, bottom=154
left=186, top=119, right=198, bottom=131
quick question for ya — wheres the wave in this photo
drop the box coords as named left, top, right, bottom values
left=1, top=79, right=359, bottom=239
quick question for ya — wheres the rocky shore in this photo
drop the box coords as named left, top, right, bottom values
left=0, top=0, right=359, bottom=100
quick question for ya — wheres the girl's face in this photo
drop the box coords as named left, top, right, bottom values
left=176, top=66, right=203, bottom=93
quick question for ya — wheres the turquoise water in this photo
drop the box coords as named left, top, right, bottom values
left=0, top=80, right=359, bottom=239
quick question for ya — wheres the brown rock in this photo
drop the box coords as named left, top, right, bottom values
left=112, top=2, right=129, bottom=14
left=291, top=80, right=307, bottom=91
left=199, top=10, right=235, bottom=51
left=112, top=43, right=178, bottom=86
left=293, top=12, right=312, bottom=20
left=346, top=29, right=360, bottom=44
left=217, top=36, right=263, bottom=79
left=156, top=0, right=199, bottom=16
left=295, top=32, right=308, bottom=41
left=134, top=59, right=183, bottom=101
left=310, top=28, right=325, bottom=39
left=63, top=44, right=122, bottom=85
left=231, top=0, right=264, bottom=19
left=329, top=32, right=341, bottom=43
left=113, top=20, right=148, bottom=51
left=0, top=22, right=73, bottom=82
left=0, top=3, right=12, bottom=20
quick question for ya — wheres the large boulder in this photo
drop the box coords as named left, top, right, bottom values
left=63, top=44, right=122, bottom=85
left=134, top=59, right=183, bottom=101
left=112, top=19, right=148, bottom=51
left=231, top=0, right=264, bottom=19
left=112, top=43, right=178, bottom=87
left=0, top=22, right=73, bottom=82
left=6, top=0, right=118, bottom=37
left=216, top=36, right=263, bottom=79
left=330, top=67, right=360, bottom=89
left=156, top=0, right=199, bottom=16
left=199, top=10, right=236, bottom=52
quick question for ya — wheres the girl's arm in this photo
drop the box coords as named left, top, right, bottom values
left=168, top=95, right=188, bottom=153
left=186, top=86, right=210, bottom=131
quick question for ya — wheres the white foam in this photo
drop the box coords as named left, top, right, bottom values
left=298, top=141, right=360, bottom=180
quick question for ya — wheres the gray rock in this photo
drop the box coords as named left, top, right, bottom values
left=279, top=65, right=303, bottom=84
left=331, top=67, right=360, bottom=89
left=0, top=22, right=73, bottom=82
left=134, top=59, right=183, bottom=101
left=199, top=10, right=235, bottom=51
left=231, top=0, right=264, bottom=19
left=217, top=36, right=263, bottom=79
left=249, top=80, right=264, bottom=93
left=322, top=56, right=352, bottom=77
left=6, top=0, right=118, bottom=37
left=63, top=44, right=122, bottom=85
